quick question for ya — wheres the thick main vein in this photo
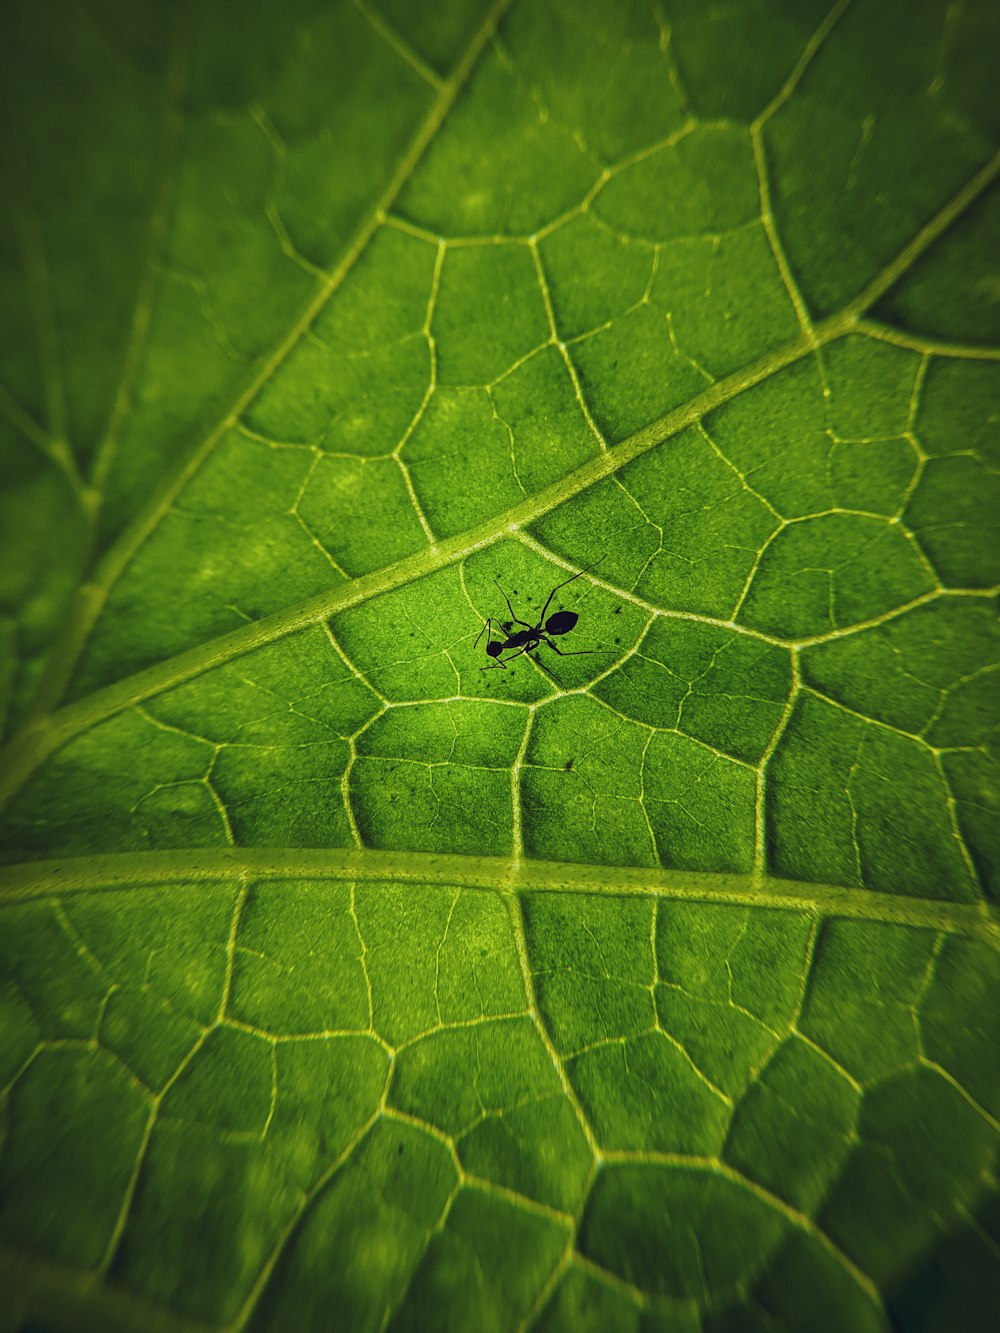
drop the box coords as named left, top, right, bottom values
left=1, top=848, right=996, bottom=942
left=0, top=149, right=997, bottom=819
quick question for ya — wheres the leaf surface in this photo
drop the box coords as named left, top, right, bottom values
left=1, top=1, right=998, bottom=1329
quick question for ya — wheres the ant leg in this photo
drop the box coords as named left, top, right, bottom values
left=480, top=639, right=536, bottom=671
left=541, top=637, right=613, bottom=657
left=494, top=580, right=533, bottom=630
left=537, top=556, right=605, bottom=624
left=474, top=617, right=496, bottom=650
left=480, top=643, right=533, bottom=671
left=501, top=645, right=532, bottom=664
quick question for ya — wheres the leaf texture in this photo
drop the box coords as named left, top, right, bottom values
left=1, top=0, right=998, bottom=1329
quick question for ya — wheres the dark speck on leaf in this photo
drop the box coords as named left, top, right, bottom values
left=564, top=759, right=574, bottom=770
left=614, top=606, right=622, bottom=615
left=397, top=1144, right=404, bottom=1156
left=615, top=637, right=621, bottom=645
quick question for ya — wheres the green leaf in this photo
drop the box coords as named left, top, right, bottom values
left=1, top=1, right=998, bottom=1329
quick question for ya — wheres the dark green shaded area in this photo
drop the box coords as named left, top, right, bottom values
left=391, top=1016, right=560, bottom=1136
left=887, top=1194, right=1000, bottom=1333
left=248, top=1116, right=456, bottom=1332
left=390, top=1186, right=568, bottom=1333
left=103, top=0, right=433, bottom=540
left=906, top=455, right=1000, bottom=588
left=803, top=598, right=1000, bottom=737
left=724, top=1035, right=858, bottom=1211
left=706, top=358, right=835, bottom=518
left=524, top=893, right=734, bottom=1153
left=356, top=881, right=526, bottom=1046
left=1, top=709, right=220, bottom=864
left=655, top=903, right=812, bottom=1096
left=942, top=747, right=1000, bottom=903
left=522, top=694, right=657, bottom=868
left=0, top=881, right=997, bottom=1330
left=648, top=223, right=801, bottom=378
left=458, top=1091, right=592, bottom=1213
left=569, top=1030, right=731, bottom=1154
left=918, top=356, right=1000, bottom=467
left=163, top=1025, right=273, bottom=1134
left=594, top=619, right=792, bottom=762
left=820, top=1067, right=997, bottom=1289
left=764, top=0, right=996, bottom=317
left=0, top=900, right=111, bottom=1040
left=378, top=0, right=492, bottom=77
left=580, top=1165, right=789, bottom=1299
left=68, top=883, right=234, bottom=1024
left=502, top=0, right=685, bottom=164
left=644, top=731, right=757, bottom=873
left=523, top=891, right=655, bottom=1053
left=800, top=918, right=936, bottom=1083
left=541, top=1263, right=688, bottom=1333
left=668, top=0, right=832, bottom=122
left=743, top=1229, right=887, bottom=1333
left=409, top=386, right=533, bottom=536
left=100, top=983, right=203, bottom=1092
left=568, top=307, right=709, bottom=440
left=435, top=243, right=548, bottom=385
left=593, top=127, right=759, bottom=240
left=397, top=41, right=596, bottom=235
left=1, top=2, right=172, bottom=460
left=876, top=184, right=1000, bottom=344
left=920, top=936, right=1000, bottom=1118
left=0, top=440, right=88, bottom=735
left=0, top=1047, right=150, bottom=1267
left=352, top=754, right=514, bottom=855
left=230, top=879, right=371, bottom=1034
left=656, top=903, right=811, bottom=1026
left=769, top=692, right=978, bottom=899
left=740, top=513, right=934, bottom=638
left=539, top=214, right=654, bottom=339
left=620, top=426, right=779, bottom=617
left=112, top=1048, right=390, bottom=1322
left=536, top=1263, right=696, bottom=1333
left=0, top=978, right=40, bottom=1087
left=247, top=225, right=438, bottom=449
left=823, top=335, right=920, bottom=439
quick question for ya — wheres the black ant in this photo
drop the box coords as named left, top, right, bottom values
left=474, top=559, right=606, bottom=670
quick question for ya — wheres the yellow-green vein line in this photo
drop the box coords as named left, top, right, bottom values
left=1, top=849, right=996, bottom=942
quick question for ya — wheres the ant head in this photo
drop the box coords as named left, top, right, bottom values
left=485, top=640, right=504, bottom=658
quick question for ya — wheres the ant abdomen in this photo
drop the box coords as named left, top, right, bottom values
left=545, top=610, right=578, bottom=637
